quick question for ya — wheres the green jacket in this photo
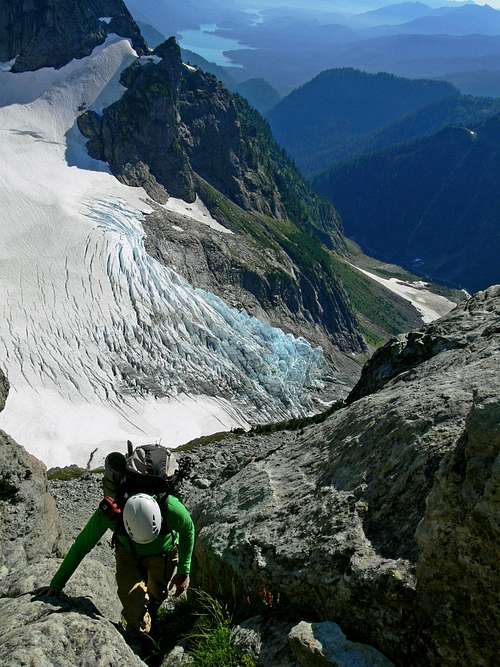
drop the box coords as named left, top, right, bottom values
left=50, top=495, right=195, bottom=592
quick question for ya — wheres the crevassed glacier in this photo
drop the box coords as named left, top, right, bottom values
left=0, top=37, right=330, bottom=466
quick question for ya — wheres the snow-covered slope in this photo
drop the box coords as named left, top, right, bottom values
left=352, top=265, right=456, bottom=323
left=0, top=37, right=328, bottom=466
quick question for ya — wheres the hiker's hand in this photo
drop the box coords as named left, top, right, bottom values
left=169, top=574, right=190, bottom=598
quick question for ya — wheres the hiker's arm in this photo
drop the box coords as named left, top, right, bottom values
left=49, top=508, right=111, bottom=591
left=167, top=497, right=195, bottom=575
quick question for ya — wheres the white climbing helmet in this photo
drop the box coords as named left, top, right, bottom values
left=123, top=494, right=162, bottom=544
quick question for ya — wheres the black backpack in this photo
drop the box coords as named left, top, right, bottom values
left=101, top=441, right=191, bottom=545
left=103, top=441, right=183, bottom=503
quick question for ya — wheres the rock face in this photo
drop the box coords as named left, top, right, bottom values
left=0, top=427, right=63, bottom=586
left=0, top=375, right=146, bottom=666
left=143, top=205, right=364, bottom=363
left=0, top=367, right=7, bottom=412
left=0, top=0, right=146, bottom=72
left=79, top=37, right=345, bottom=249
left=183, top=286, right=500, bottom=666
left=416, top=393, right=500, bottom=667
left=79, top=38, right=194, bottom=202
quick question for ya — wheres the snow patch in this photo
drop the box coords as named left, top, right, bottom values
left=0, top=58, right=16, bottom=72
left=99, top=17, right=113, bottom=24
left=183, top=63, right=197, bottom=72
left=0, top=387, right=245, bottom=467
left=351, top=265, right=456, bottom=323
left=163, top=196, right=233, bottom=234
left=172, top=225, right=184, bottom=232
left=139, top=55, right=162, bottom=65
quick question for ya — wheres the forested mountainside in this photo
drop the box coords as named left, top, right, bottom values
left=267, top=68, right=458, bottom=175
left=315, top=115, right=500, bottom=292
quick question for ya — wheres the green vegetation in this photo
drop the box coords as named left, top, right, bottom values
left=155, top=591, right=256, bottom=667
left=47, top=466, right=86, bottom=481
left=148, top=82, right=171, bottom=98
left=178, top=400, right=346, bottom=453
left=268, top=68, right=459, bottom=175
left=315, top=114, right=500, bottom=292
left=330, top=255, right=422, bottom=343
left=186, top=593, right=256, bottom=667
left=233, top=95, right=344, bottom=250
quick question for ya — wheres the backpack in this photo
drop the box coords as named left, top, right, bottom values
left=101, top=441, right=191, bottom=547
left=103, top=441, right=189, bottom=504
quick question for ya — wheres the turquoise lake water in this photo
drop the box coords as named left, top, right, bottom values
left=178, top=24, right=254, bottom=67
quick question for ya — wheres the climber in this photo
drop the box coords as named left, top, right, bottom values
left=46, top=491, right=195, bottom=641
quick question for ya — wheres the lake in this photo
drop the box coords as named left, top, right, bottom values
left=178, top=24, right=254, bottom=67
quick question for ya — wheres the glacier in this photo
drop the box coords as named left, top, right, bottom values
left=0, top=37, right=330, bottom=466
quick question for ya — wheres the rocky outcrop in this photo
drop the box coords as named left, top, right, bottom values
left=78, top=36, right=345, bottom=249
left=182, top=286, right=500, bottom=665
left=0, top=427, right=64, bottom=587
left=144, top=204, right=365, bottom=363
left=77, top=34, right=366, bottom=362
left=0, top=0, right=146, bottom=72
left=416, top=393, right=500, bottom=667
left=0, top=374, right=146, bottom=666
left=288, top=621, right=394, bottom=667
left=79, top=37, right=194, bottom=202
left=0, top=367, right=7, bottom=412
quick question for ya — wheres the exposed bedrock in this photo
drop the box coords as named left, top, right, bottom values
left=183, top=286, right=500, bottom=666
left=0, top=374, right=146, bottom=666
left=79, top=38, right=195, bottom=202
left=143, top=204, right=364, bottom=370
left=0, top=0, right=146, bottom=72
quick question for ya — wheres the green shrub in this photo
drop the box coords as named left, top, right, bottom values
left=47, top=466, right=85, bottom=481
left=186, top=592, right=256, bottom=667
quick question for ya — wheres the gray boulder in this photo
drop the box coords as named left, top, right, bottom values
left=161, top=645, right=194, bottom=667
left=187, top=286, right=500, bottom=665
left=0, top=367, right=8, bottom=411
left=232, top=616, right=298, bottom=667
left=288, top=621, right=394, bottom=667
left=0, top=429, right=64, bottom=588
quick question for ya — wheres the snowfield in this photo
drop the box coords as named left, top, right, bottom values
left=352, top=265, right=456, bottom=323
left=0, top=37, right=328, bottom=466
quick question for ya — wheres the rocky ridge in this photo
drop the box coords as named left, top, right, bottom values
left=0, top=287, right=498, bottom=665
left=179, top=286, right=500, bottom=665
left=0, top=0, right=146, bottom=72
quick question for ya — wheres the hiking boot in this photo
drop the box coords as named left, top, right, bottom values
left=123, top=628, right=159, bottom=659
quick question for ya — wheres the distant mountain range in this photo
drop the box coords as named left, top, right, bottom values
left=352, top=2, right=440, bottom=27
left=314, top=115, right=500, bottom=292
left=366, top=3, right=500, bottom=36
left=267, top=69, right=459, bottom=175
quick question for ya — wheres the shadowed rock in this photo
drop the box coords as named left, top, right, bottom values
left=0, top=0, right=146, bottom=72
